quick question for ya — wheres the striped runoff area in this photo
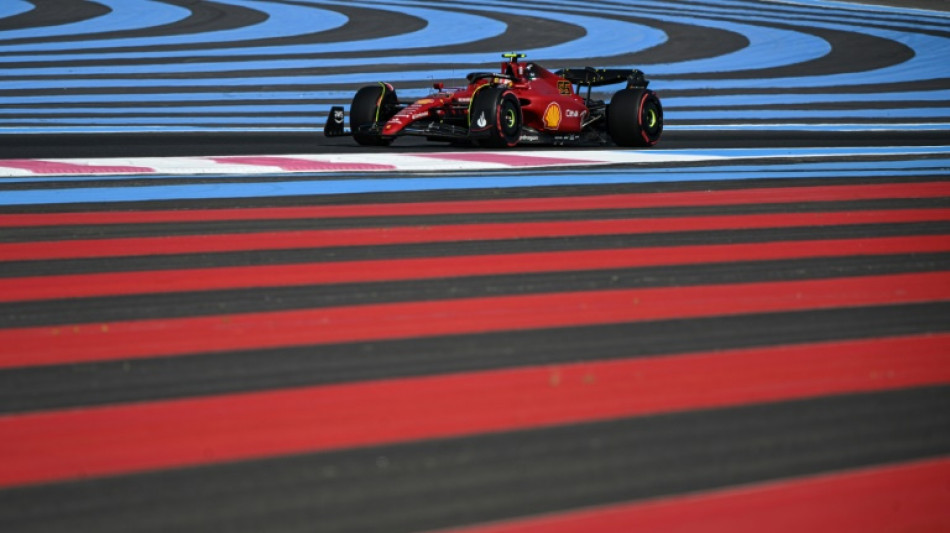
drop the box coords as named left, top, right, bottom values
left=1, top=169, right=949, bottom=531
left=1, top=0, right=949, bottom=133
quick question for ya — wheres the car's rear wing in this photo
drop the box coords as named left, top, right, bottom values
left=555, top=68, right=649, bottom=89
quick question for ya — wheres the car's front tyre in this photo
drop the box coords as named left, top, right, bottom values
left=470, top=87, right=522, bottom=148
left=350, top=84, right=398, bottom=146
left=607, top=88, right=663, bottom=147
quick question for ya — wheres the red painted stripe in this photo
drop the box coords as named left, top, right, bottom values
left=438, top=457, right=950, bottom=533
left=1, top=181, right=946, bottom=228
left=0, top=333, right=946, bottom=488
left=2, top=235, right=947, bottom=303
left=1, top=271, right=947, bottom=369
left=0, top=159, right=155, bottom=175
left=2, top=208, right=947, bottom=262
left=209, top=156, right=395, bottom=172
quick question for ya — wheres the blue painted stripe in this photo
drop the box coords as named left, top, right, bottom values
left=639, top=0, right=950, bottom=32
left=671, top=108, right=950, bottom=120
left=0, top=1, right=942, bottom=89
left=0, top=1, right=497, bottom=61
left=546, top=0, right=950, bottom=87
left=784, top=0, right=950, bottom=19
left=0, top=0, right=348, bottom=53
left=0, top=0, right=33, bottom=20
left=1, top=0, right=827, bottom=76
left=663, top=90, right=950, bottom=107
left=0, top=0, right=946, bottom=135
left=0, top=0, right=189, bottom=43
left=602, top=9, right=831, bottom=75
left=652, top=30, right=950, bottom=89
left=0, top=6, right=660, bottom=73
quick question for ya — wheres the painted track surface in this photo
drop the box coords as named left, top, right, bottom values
left=2, top=0, right=950, bottom=135
left=2, top=1, right=950, bottom=532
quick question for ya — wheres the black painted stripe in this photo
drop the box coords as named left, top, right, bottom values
left=1, top=302, right=945, bottom=415
left=659, top=20, right=915, bottom=79
left=0, top=0, right=266, bottom=47
left=0, top=0, right=109, bottom=34
left=0, top=2, right=423, bottom=54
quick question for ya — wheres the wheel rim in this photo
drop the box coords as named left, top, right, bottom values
left=645, top=108, right=657, bottom=129
left=641, top=98, right=661, bottom=139
left=500, top=98, right=520, bottom=138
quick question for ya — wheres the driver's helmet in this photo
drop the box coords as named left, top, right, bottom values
left=524, top=63, right=538, bottom=79
left=506, top=62, right=530, bottom=80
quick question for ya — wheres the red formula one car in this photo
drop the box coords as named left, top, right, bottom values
left=325, top=53, right=662, bottom=148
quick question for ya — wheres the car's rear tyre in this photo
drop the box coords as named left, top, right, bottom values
left=607, top=88, right=663, bottom=147
left=470, top=87, right=522, bottom=148
left=351, top=84, right=398, bottom=146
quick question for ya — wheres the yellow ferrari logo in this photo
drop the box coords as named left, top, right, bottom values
left=543, top=102, right=561, bottom=130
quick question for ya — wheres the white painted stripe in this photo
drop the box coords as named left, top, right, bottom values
left=0, top=166, right=33, bottom=177
left=1, top=147, right=948, bottom=178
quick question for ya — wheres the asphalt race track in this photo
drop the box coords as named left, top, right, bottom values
left=1, top=1, right=949, bottom=532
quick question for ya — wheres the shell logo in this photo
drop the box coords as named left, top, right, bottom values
left=543, top=102, right=562, bottom=130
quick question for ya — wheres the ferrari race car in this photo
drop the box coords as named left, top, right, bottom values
left=325, top=53, right=663, bottom=148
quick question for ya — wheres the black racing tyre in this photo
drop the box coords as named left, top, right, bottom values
left=607, top=88, right=663, bottom=147
left=470, top=87, right=522, bottom=148
left=350, top=84, right=398, bottom=146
